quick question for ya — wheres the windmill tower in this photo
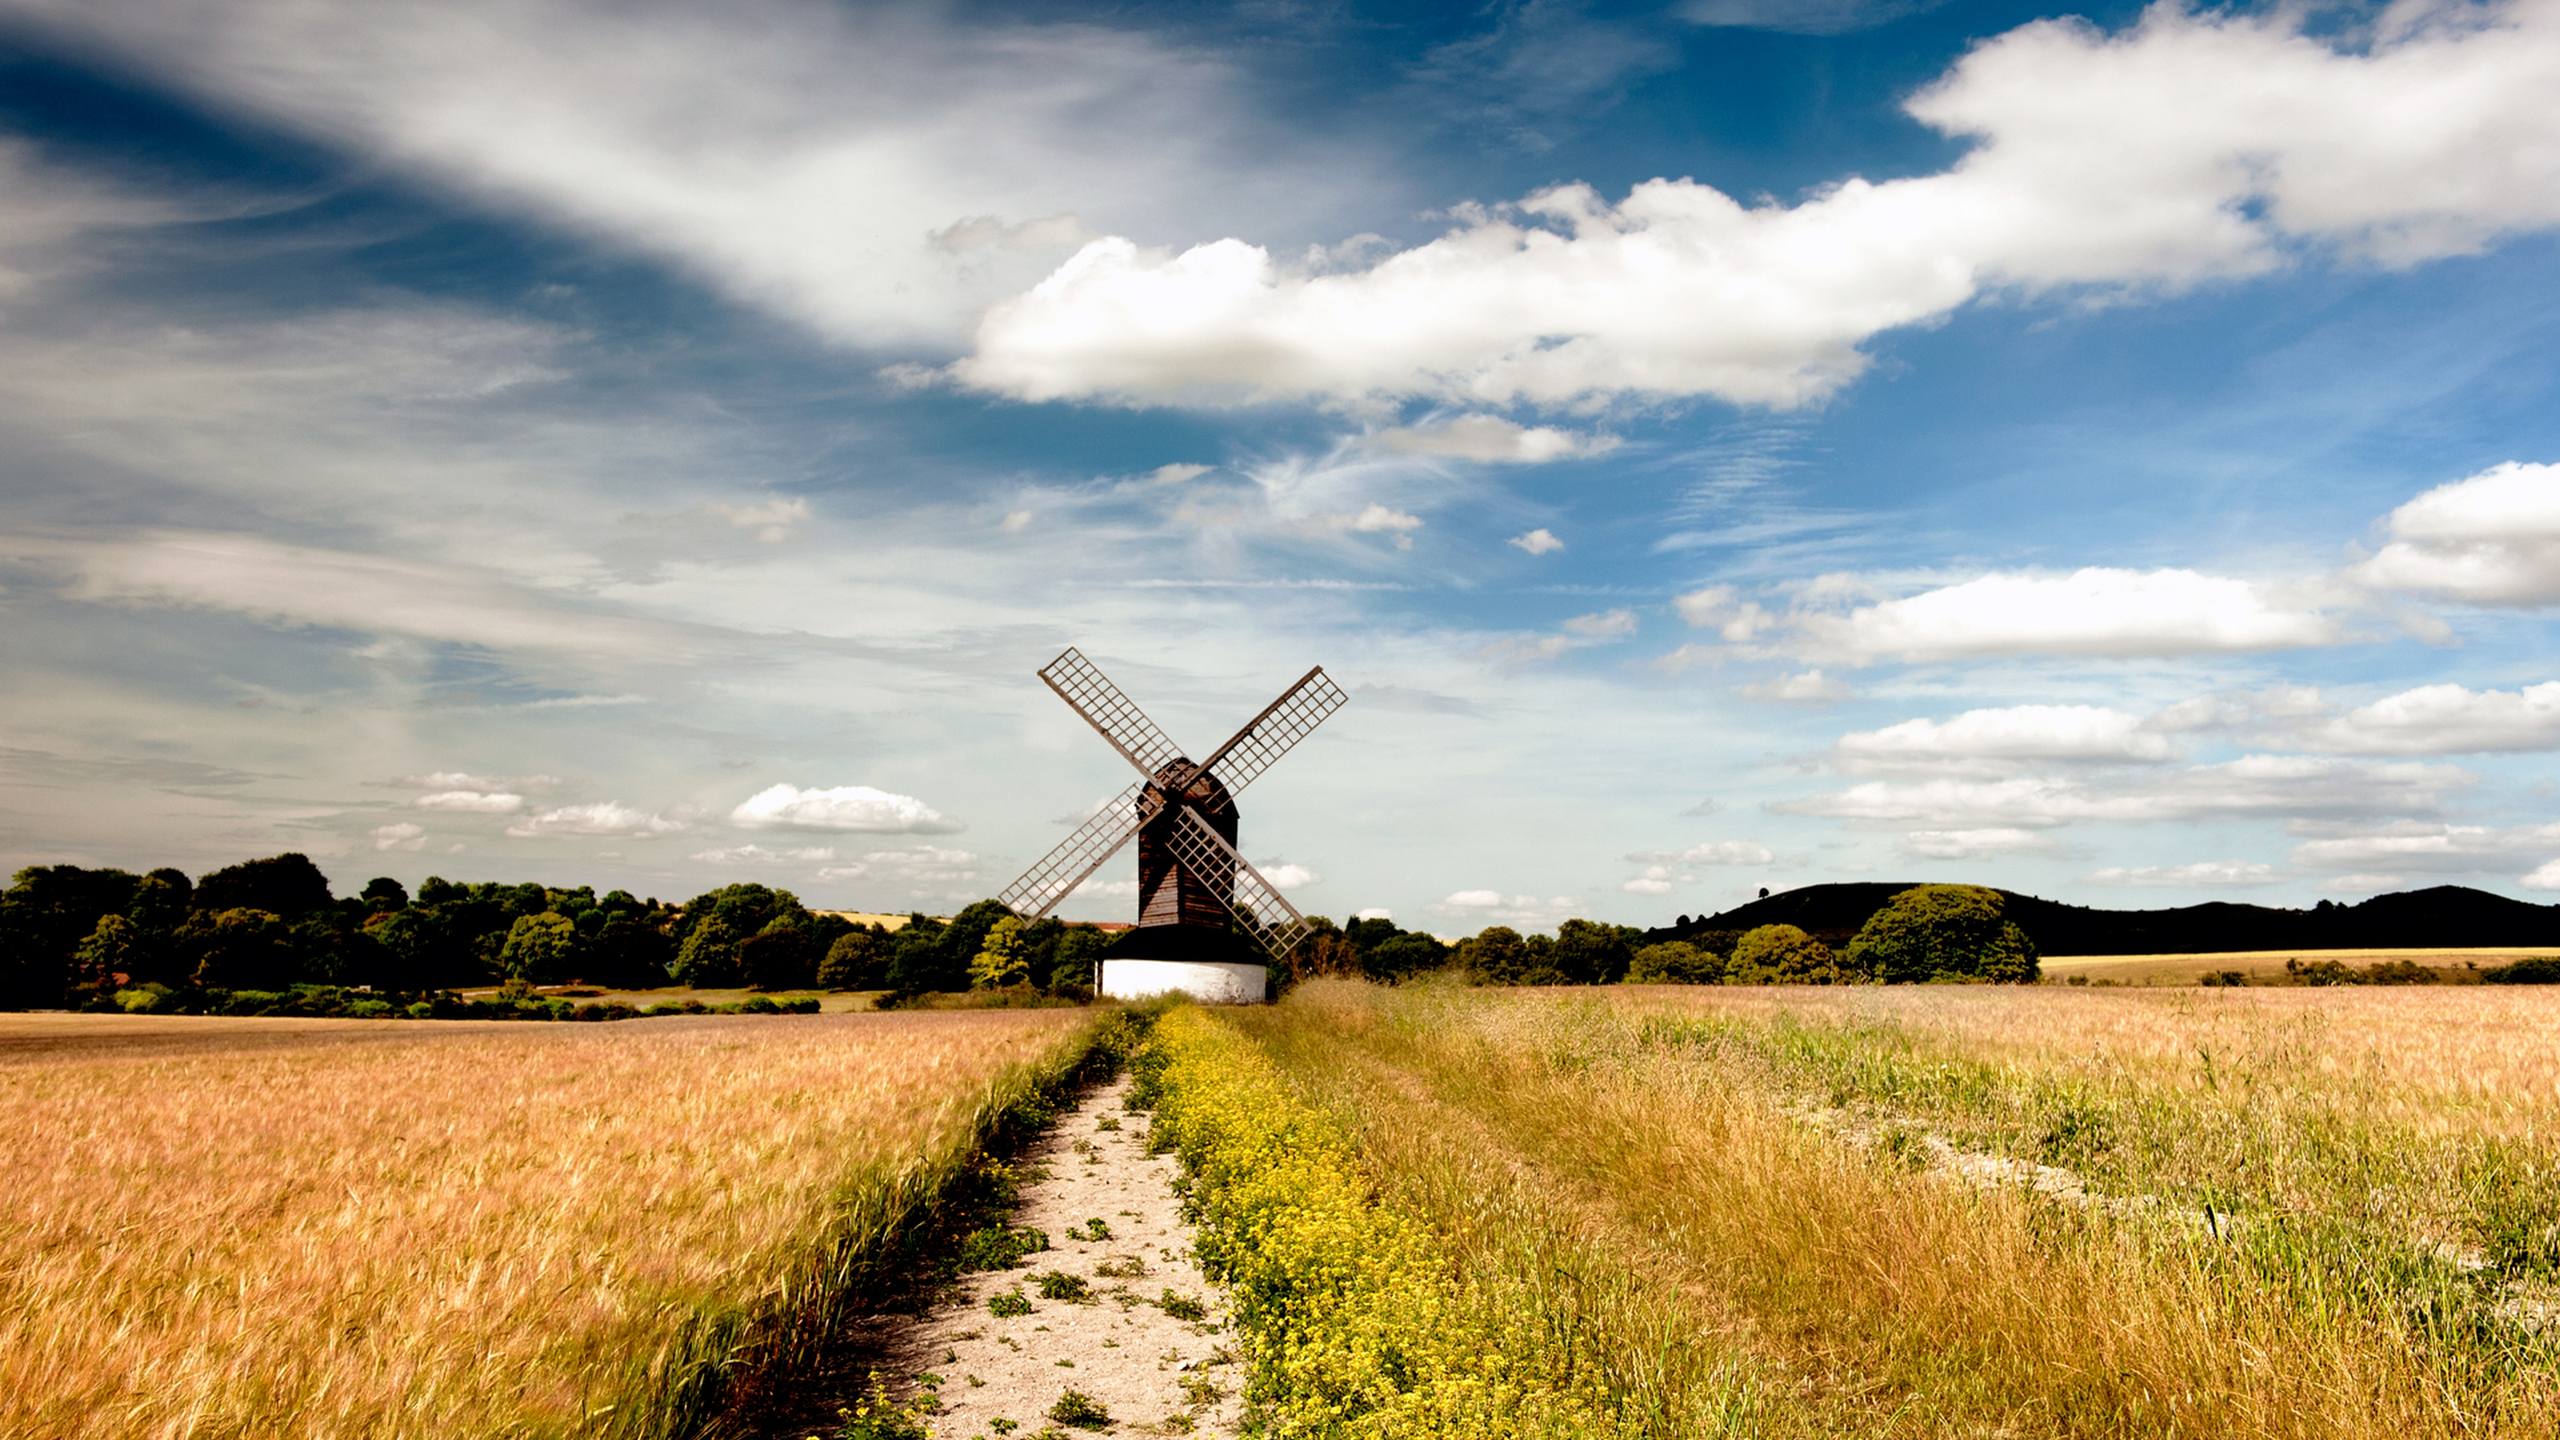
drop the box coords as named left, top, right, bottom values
left=998, top=647, right=1347, bottom=1003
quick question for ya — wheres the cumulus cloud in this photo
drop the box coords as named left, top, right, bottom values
left=371, top=821, right=426, bottom=852
left=2088, top=860, right=2279, bottom=887
left=1742, top=669, right=1851, bottom=703
left=822, top=845, right=979, bottom=884
left=1562, top=608, right=1638, bottom=640
left=505, top=801, right=684, bottom=838
left=2301, top=682, right=2560, bottom=755
left=1899, top=827, right=2059, bottom=860
left=690, top=843, right=839, bottom=865
left=1672, top=584, right=1774, bottom=642
left=2524, top=859, right=2560, bottom=892
left=1836, top=704, right=2175, bottom=770
left=1622, top=865, right=1676, bottom=895
left=1346, top=502, right=1423, bottom=550
left=1796, top=568, right=2338, bottom=664
left=959, top=3, right=2560, bottom=407
left=1507, top=527, right=1564, bottom=556
left=1258, top=861, right=1321, bottom=891
left=1145, top=462, right=1213, bottom=485
left=1371, top=415, right=1617, bottom=464
left=1432, top=889, right=1582, bottom=930
left=1628, top=840, right=1776, bottom=866
left=1789, top=756, right=2469, bottom=829
left=1353, top=907, right=1393, bottom=921
left=2354, top=461, right=2560, bottom=606
left=2290, top=821, right=2560, bottom=874
left=730, top=783, right=962, bottom=834
left=416, top=789, right=527, bottom=814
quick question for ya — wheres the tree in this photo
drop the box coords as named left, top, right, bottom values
left=1841, top=884, right=2038, bottom=984
left=671, top=915, right=744, bottom=987
left=884, top=914, right=958, bottom=995
left=1047, top=926, right=1109, bottom=995
left=818, top=927, right=888, bottom=990
left=1728, top=924, right=1844, bottom=984
left=368, top=907, right=474, bottom=990
left=1455, top=925, right=1531, bottom=985
left=739, top=917, right=818, bottom=991
left=72, top=914, right=148, bottom=995
left=417, top=875, right=462, bottom=907
left=359, top=877, right=409, bottom=913
left=1364, top=931, right=1449, bottom=983
left=968, top=916, right=1030, bottom=989
left=195, top=853, right=333, bottom=916
left=498, top=911, right=583, bottom=983
left=589, top=916, right=673, bottom=988
left=184, top=908, right=297, bottom=991
left=1626, top=939, right=1722, bottom=984
left=1553, top=919, right=1638, bottom=985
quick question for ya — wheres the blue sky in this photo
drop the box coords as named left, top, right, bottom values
left=3, top=0, right=2557, bottom=932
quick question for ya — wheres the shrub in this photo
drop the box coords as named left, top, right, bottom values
left=2199, top=969, right=2249, bottom=987
left=1727, top=924, right=1844, bottom=984
left=958, top=1224, right=1050, bottom=1271
left=1841, top=884, right=2038, bottom=984
left=1625, top=940, right=1722, bottom=984
left=1046, top=1390, right=1110, bottom=1430
left=988, top=1288, right=1033, bottom=1318
left=2484, top=955, right=2560, bottom=985
left=1033, top=1270, right=1091, bottom=1302
left=113, top=984, right=175, bottom=1014
left=1158, top=1289, right=1206, bottom=1322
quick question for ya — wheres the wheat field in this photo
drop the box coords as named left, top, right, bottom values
left=0, top=1008, right=1098, bottom=1440
left=1195, top=980, right=2560, bottom=1438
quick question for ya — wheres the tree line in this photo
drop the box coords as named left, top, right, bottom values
left=1, top=856, right=2049, bottom=1017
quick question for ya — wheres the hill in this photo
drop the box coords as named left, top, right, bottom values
left=1645, top=883, right=2560, bottom=956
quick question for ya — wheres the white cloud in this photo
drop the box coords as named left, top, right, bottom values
left=1562, top=608, right=1638, bottom=640
left=2290, top=821, right=2560, bottom=873
left=689, top=843, right=839, bottom=865
left=1836, top=704, right=2174, bottom=770
left=1352, top=907, right=1393, bottom=921
left=1899, top=827, right=2058, bottom=860
left=2088, top=861, right=2279, bottom=888
left=959, top=3, right=2560, bottom=407
left=1507, top=527, right=1565, bottom=556
left=1442, top=888, right=1506, bottom=909
left=2303, top=682, right=2560, bottom=755
left=505, top=801, right=684, bottom=838
left=730, top=782, right=963, bottom=834
left=1672, top=584, right=1774, bottom=643
left=1347, top=502, right=1423, bottom=550
left=2326, top=872, right=2406, bottom=894
left=1372, top=415, right=1617, bottom=464
left=371, top=822, right=426, bottom=852
left=710, top=497, right=810, bottom=543
left=1146, top=462, right=1213, bottom=485
left=2524, top=859, right=2560, bottom=892
left=1742, top=669, right=1851, bottom=703
left=1258, top=861, right=1321, bottom=891
left=2355, top=462, right=2560, bottom=605
left=5, top=0, right=1376, bottom=349
left=1629, top=840, right=1776, bottom=866
left=1622, top=865, right=1677, bottom=895
left=1432, top=889, right=1582, bottom=930
left=415, top=789, right=527, bottom=814
left=1068, top=875, right=1141, bottom=899
left=1790, top=756, right=2470, bottom=829
left=1798, top=568, right=2338, bottom=664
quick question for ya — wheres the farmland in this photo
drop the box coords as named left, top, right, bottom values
left=0, top=1007, right=1103, bottom=1440
left=1148, top=980, right=2560, bottom=1438
left=2040, top=947, right=2552, bottom=986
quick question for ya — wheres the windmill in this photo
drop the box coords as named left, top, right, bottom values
left=997, top=647, right=1347, bottom=1002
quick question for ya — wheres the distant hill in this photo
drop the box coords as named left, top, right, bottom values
left=1644, top=883, right=2560, bottom=956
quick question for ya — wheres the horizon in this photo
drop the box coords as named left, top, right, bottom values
left=3, top=0, right=2558, bottom=928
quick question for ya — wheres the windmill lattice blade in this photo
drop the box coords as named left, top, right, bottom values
left=1039, top=647, right=1185, bottom=778
left=996, top=777, right=1157, bottom=919
left=1193, top=665, right=1349, bottom=797
left=1165, top=805, right=1314, bottom=964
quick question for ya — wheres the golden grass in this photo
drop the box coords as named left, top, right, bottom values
left=2041, top=947, right=2548, bottom=984
left=0, top=1008, right=1097, bottom=1440
left=1218, top=981, right=2560, bottom=1439
left=454, top=985, right=882, bottom=1012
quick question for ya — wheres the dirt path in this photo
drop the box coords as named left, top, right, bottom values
left=895, top=1074, right=1243, bottom=1438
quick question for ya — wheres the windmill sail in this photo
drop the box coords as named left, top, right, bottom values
left=1191, top=665, right=1349, bottom=797
left=1163, top=805, right=1314, bottom=963
left=996, top=777, right=1156, bottom=919
left=1039, top=647, right=1184, bottom=777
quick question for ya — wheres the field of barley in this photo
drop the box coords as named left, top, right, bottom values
left=0, top=1007, right=1104, bottom=1440
left=1145, top=980, right=2560, bottom=1439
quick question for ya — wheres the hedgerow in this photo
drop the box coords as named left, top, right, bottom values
left=1141, top=1007, right=1611, bottom=1438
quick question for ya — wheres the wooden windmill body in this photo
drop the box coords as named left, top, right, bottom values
left=998, top=648, right=1347, bottom=1003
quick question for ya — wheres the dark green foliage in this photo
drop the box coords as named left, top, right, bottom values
left=819, top=926, right=890, bottom=989
left=884, top=912, right=961, bottom=996
left=1157, top=1289, right=1207, bottom=1322
left=358, top=876, right=409, bottom=912
left=195, top=852, right=333, bottom=917
left=1032, top=1270, right=1091, bottom=1302
left=1362, top=930, right=1449, bottom=983
left=957, top=1224, right=1052, bottom=1271
left=1552, top=918, right=1639, bottom=984
left=183, top=908, right=298, bottom=991
left=2200, top=969, right=2250, bottom=987
left=497, top=910, right=584, bottom=983
left=739, top=921, right=818, bottom=990
left=588, top=915, right=673, bottom=988
left=987, top=1288, right=1033, bottom=1318
left=2484, top=955, right=2560, bottom=984
left=1842, top=884, right=2039, bottom=984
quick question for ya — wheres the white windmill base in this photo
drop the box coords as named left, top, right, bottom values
left=1099, top=958, right=1269, bottom=1004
